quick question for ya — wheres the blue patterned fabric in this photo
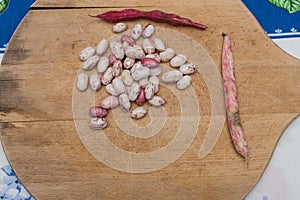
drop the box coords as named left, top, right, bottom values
left=242, top=0, right=300, bottom=39
left=0, top=0, right=35, bottom=54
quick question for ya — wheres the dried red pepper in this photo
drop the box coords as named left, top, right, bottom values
left=221, top=33, right=249, bottom=158
left=89, top=9, right=207, bottom=30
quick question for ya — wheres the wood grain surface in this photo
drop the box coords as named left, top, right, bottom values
left=0, top=1, right=299, bottom=199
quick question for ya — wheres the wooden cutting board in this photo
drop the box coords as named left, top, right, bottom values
left=0, top=0, right=299, bottom=199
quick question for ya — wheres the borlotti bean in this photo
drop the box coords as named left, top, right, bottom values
left=179, top=63, right=197, bottom=74
left=149, top=67, right=161, bottom=76
left=96, top=39, right=109, bottom=55
left=136, top=87, right=146, bottom=105
left=159, top=48, right=175, bottom=62
left=130, top=61, right=143, bottom=74
left=89, top=73, right=101, bottom=91
left=131, top=23, right=143, bottom=40
left=148, top=76, right=159, bottom=93
left=141, top=57, right=160, bottom=68
left=101, top=95, right=119, bottom=109
left=121, top=34, right=136, bottom=46
left=121, top=70, right=134, bottom=86
left=153, top=38, right=165, bottom=51
left=108, top=54, right=117, bottom=64
left=132, top=66, right=150, bottom=81
left=97, top=56, right=110, bottom=73
left=162, top=70, right=183, bottom=83
left=145, top=83, right=155, bottom=100
left=138, top=77, right=148, bottom=88
left=82, top=55, right=100, bottom=70
left=177, top=75, right=192, bottom=90
left=112, top=77, right=126, bottom=95
left=123, top=57, right=135, bottom=69
left=125, top=45, right=145, bottom=59
left=110, top=40, right=124, bottom=59
left=89, top=106, right=108, bottom=118
left=106, top=84, right=119, bottom=96
left=145, top=53, right=161, bottom=63
left=119, top=93, right=131, bottom=112
left=170, top=54, right=187, bottom=67
left=79, top=47, right=95, bottom=61
left=148, top=96, right=165, bottom=107
left=77, top=22, right=199, bottom=129
left=112, top=22, right=128, bottom=33
left=131, top=107, right=147, bottom=119
left=127, top=82, right=140, bottom=101
left=142, top=38, right=155, bottom=54
left=112, top=60, right=123, bottom=76
left=77, top=73, right=89, bottom=91
left=89, top=117, right=108, bottom=129
left=142, top=24, right=155, bottom=38
left=101, top=67, right=114, bottom=85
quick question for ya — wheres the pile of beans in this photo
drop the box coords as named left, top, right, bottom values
left=76, top=22, right=197, bottom=129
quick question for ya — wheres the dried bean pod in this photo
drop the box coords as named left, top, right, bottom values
left=131, top=66, right=150, bottom=81
left=97, top=56, right=110, bottom=73
left=102, top=67, right=115, bottom=85
left=79, top=47, right=95, bottom=61
left=82, top=55, right=100, bottom=70
left=130, top=107, right=147, bottom=119
left=142, top=38, right=155, bottom=54
left=145, top=83, right=155, bottom=100
left=125, top=45, right=145, bottom=59
left=142, top=24, right=155, bottom=38
left=159, top=48, right=175, bottom=62
left=222, top=33, right=248, bottom=158
left=121, top=34, right=136, bottom=46
left=141, top=57, right=160, bottom=68
left=162, top=70, right=183, bottom=83
left=153, top=38, right=165, bottom=51
left=96, top=39, right=109, bottom=55
left=110, top=40, right=124, bottom=59
left=112, top=22, right=128, bottom=33
left=170, top=54, right=187, bottom=67
left=101, top=95, right=119, bottom=109
left=77, top=73, right=89, bottom=91
left=148, top=96, right=165, bottom=106
left=112, top=59, right=123, bottom=76
left=119, top=93, right=131, bottom=112
left=176, top=75, right=191, bottom=90
left=131, top=23, right=143, bottom=40
left=89, top=73, right=102, bottom=91
left=127, top=82, right=140, bottom=101
left=136, top=87, right=146, bottom=105
left=123, top=57, right=135, bottom=69
left=89, top=117, right=108, bottom=129
left=179, top=63, right=197, bottom=74
left=89, top=106, right=108, bottom=118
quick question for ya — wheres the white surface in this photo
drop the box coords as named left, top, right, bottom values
left=273, top=38, right=300, bottom=60
left=0, top=39, right=299, bottom=199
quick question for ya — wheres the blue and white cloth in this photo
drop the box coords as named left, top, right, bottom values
left=0, top=0, right=34, bottom=57
left=0, top=1, right=299, bottom=199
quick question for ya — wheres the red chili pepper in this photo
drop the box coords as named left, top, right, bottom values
left=89, top=9, right=207, bottom=30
